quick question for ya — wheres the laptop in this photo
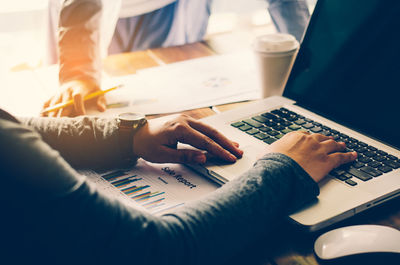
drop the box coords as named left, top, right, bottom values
left=188, top=0, right=400, bottom=231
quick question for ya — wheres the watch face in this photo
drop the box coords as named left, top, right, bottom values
left=118, top=112, right=145, bottom=121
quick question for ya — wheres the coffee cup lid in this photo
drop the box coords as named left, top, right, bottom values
left=254, top=33, right=299, bottom=53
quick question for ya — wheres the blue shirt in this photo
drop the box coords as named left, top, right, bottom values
left=54, top=0, right=310, bottom=87
left=109, top=0, right=310, bottom=54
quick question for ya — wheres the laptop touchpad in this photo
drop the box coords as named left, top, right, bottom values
left=206, top=145, right=262, bottom=182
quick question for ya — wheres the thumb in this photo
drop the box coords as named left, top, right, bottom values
left=72, top=92, right=86, bottom=116
left=97, top=95, right=107, bottom=112
left=158, top=147, right=206, bottom=164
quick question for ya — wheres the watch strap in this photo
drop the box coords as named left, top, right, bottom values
left=117, top=115, right=147, bottom=165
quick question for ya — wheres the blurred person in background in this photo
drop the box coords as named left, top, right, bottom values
left=43, top=0, right=311, bottom=117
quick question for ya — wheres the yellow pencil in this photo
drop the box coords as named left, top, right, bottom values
left=41, top=84, right=123, bottom=114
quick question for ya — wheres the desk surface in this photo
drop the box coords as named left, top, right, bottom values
left=103, top=42, right=400, bottom=265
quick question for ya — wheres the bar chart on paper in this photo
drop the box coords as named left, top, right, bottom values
left=81, top=159, right=218, bottom=214
left=102, top=171, right=168, bottom=211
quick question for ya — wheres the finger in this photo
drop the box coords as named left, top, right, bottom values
left=42, top=98, right=50, bottom=109
left=41, top=98, right=51, bottom=117
left=329, top=151, right=357, bottom=168
left=97, top=95, right=106, bottom=112
left=174, top=124, right=238, bottom=162
left=59, top=90, right=73, bottom=117
left=72, top=92, right=85, bottom=116
left=321, top=139, right=346, bottom=153
left=152, top=146, right=206, bottom=164
left=59, top=106, right=73, bottom=117
left=188, top=119, right=243, bottom=158
left=48, top=93, right=63, bottom=118
left=311, top=133, right=331, bottom=142
left=55, top=93, right=66, bottom=117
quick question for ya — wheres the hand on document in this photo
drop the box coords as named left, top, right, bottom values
left=264, top=131, right=357, bottom=182
left=133, top=114, right=243, bottom=164
left=41, top=79, right=106, bottom=117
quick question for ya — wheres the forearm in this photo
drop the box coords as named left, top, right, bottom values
left=155, top=153, right=319, bottom=264
left=58, top=0, right=102, bottom=85
left=55, top=153, right=318, bottom=265
left=266, top=0, right=311, bottom=41
left=20, top=116, right=131, bottom=169
left=3, top=115, right=318, bottom=264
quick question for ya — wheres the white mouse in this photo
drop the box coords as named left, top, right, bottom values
left=314, top=225, right=400, bottom=261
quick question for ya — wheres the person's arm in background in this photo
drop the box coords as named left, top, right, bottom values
left=42, top=0, right=106, bottom=117
left=266, top=0, right=311, bottom=42
left=1, top=110, right=356, bottom=264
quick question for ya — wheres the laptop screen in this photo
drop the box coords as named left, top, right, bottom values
left=283, top=0, right=400, bottom=149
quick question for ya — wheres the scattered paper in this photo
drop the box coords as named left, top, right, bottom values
left=2, top=51, right=261, bottom=117
left=95, top=50, right=261, bottom=116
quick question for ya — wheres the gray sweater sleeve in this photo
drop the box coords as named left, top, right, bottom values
left=20, top=116, right=134, bottom=169
left=1, top=115, right=318, bottom=265
left=27, top=153, right=317, bottom=265
left=58, top=0, right=102, bottom=86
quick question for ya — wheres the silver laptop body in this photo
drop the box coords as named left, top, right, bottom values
left=188, top=0, right=400, bottom=231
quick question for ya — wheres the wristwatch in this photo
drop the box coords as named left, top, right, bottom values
left=117, top=112, right=147, bottom=163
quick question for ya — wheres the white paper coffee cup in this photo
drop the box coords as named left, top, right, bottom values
left=253, top=33, right=299, bottom=98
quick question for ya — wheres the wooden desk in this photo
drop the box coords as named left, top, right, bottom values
left=103, top=42, right=400, bottom=265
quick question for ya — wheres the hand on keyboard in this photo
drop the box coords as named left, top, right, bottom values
left=264, top=131, right=357, bottom=182
left=233, top=107, right=399, bottom=186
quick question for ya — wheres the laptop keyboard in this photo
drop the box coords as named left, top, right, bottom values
left=231, top=107, right=400, bottom=186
